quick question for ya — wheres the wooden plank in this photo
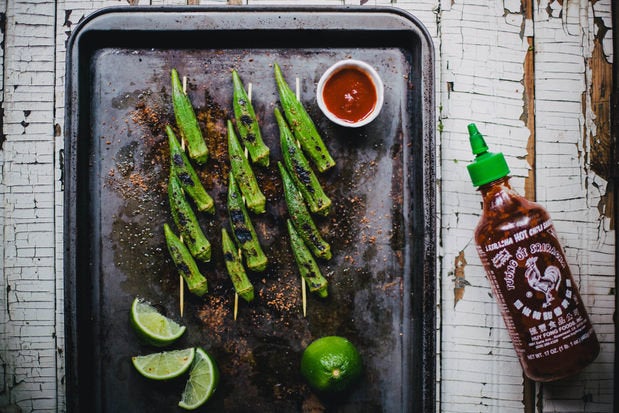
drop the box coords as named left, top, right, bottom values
left=438, top=1, right=532, bottom=411
left=0, top=0, right=59, bottom=411
left=533, top=1, right=614, bottom=410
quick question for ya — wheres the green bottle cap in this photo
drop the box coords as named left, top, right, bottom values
left=466, top=123, right=510, bottom=187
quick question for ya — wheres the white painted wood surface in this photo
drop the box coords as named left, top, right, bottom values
left=0, top=0, right=614, bottom=412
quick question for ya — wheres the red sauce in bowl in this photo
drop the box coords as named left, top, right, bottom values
left=322, top=68, right=377, bottom=124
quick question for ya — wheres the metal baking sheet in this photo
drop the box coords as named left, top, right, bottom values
left=64, top=6, right=435, bottom=412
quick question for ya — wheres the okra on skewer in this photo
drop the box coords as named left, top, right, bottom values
left=278, top=162, right=332, bottom=260
left=168, top=173, right=211, bottom=262
left=227, top=119, right=266, bottom=214
left=166, top=125, right=215, bottom=214
left=273, top=63, right=335, bottom=173
left=232, top=70, right=270, bottom=167
left=275, top=107, right=331, bottom=216
left=227, top=172, right=268, bottom=272
left=221, top=227, right=255, bottom=303
left=286, top=219, right=328, bottom=298
left=171, top=68, right=209, bottom=165
left=164, top=223, right=208, bottom=297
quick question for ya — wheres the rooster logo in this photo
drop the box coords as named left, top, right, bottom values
left=524, top=257, right=561, bottom=308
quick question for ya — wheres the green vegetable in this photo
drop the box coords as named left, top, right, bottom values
left=275, top=107, right=331, bottom=216
left=286, top=219, right=328, bottom=298
left=278, top=162, right=331, bottom=260
left=221, top=227, right=254, bottom=303
left=227, top=119, right=266, bottom=214
left=227, top=172, right=268, bottom=272
left=168, top=173, right=211, bottom=262
left=166, top=125, right=215, bottom=214
left=232, top=70, right=270, bottom=167
left=164, top=223, right=208, bottom=297
left=171, top=68, right=208, bottom=165
left=273, top=63, right=335, bottom=173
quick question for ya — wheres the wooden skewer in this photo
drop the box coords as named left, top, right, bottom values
left=179, top=75, right=189, bottom=318
left=301, top=275, right=307, bottom=317
left=180, top=276, right=184, bottom=318
left=234, top=248, right=242, bottom=321
left=294, top=76, right=307, bottom=316
left=234, top=293, right=239, bottom=321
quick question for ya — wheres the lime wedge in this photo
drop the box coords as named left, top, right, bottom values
left=132, top=348, right=195, bottom=381
left=178, top=347, right=219, bottom=410
left=130, top=297, right=186, bottom=347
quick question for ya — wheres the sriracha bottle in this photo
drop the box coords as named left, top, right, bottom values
left=466, top=124, right=599, bottom=382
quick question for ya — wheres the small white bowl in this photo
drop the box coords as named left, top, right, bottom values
left=316, top=59, right=384, bottom=128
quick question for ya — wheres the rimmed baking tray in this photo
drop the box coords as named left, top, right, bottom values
left=64, top=6, right=435, bottom=412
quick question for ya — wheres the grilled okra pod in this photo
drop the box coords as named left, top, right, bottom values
left=273, top=63, right=335, bottom=173
left=171, top=68, right=209, bottom=165
left=227, top=119, right=266, bottom=214
left=168, top=173, right=211, bottom=262
left=275, top=107, right=331, bottom=216
left=286, top=219, right=328, bottom=298
left=164, top=223, right=208, bottom=297
left=221, top=227, right=254, bottom=303
left=232, top=70, right=270, bottom=167
left=166, top=125, right=215, bottom=214
left=227, top=172, right=268, bottom=272
left=278, top=162, right=332, bottom=260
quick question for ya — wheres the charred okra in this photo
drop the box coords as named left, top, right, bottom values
left=232, top=70, right=270, bottom=167
left=171, top=68, right=208, bottom=164
left=286, top=219, right=328, bottom=298
left=275, top=107, right=331, bottom=216
left=168, top=173, right=211, bottom=262
left=273, top=63, right=335, bottom=173
left=166, top=125, right=215, bottom=214
left=227, top=172, right=268, bottom=272
left=164, top=223, right=208, bottom=297
left=227, top=119, right=266, bottom=214
left=278, top=162, right=331, bottom=260
left=221, top=227, right=254, bottom=303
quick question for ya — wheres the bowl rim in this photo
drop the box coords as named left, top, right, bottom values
left=316, top=58, right=385, bottom=128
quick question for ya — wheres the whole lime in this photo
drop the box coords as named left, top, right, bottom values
left=300, top=336, right=362, bottom=394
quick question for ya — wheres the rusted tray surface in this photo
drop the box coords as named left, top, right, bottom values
left=64, top=6, right=435, bottom=412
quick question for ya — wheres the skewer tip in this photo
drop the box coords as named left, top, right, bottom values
left=234, top=293, right=239, bottom=321
left=301, top=276, right=307, bottom=317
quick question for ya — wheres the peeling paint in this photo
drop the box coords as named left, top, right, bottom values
left=588, top=22, right=613, bottom=181
left=585, top=15, right=614, bottom=227
left=453, top=250, right=469, bottom=307
left=523, top=0, right=536, bottom=201
left=546, top=0, right=563, bottom=19
left=63, top=10, right=72, bottom=28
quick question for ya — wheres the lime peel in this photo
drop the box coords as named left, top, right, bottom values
left=130, top=297, right=186, bottom=347
left=178, top=347, right=219, bottom=410
left=132, top=347, right=195, bottom=381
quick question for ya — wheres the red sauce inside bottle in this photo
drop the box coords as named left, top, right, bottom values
left=322, top=68, right=377, bottom=123
left=475, top=177, right=599, bottom=381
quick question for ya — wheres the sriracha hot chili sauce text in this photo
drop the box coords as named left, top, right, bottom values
left=466, top=124, right=599, bottom=382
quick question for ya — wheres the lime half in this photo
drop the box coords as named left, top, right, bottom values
left=130, top=297, right=186, bottom=347
left=132, top=347, right=195, bottom=381
left=300, top=336, right=362, bottom=394
left=178, top=347, right=219, bottom=410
